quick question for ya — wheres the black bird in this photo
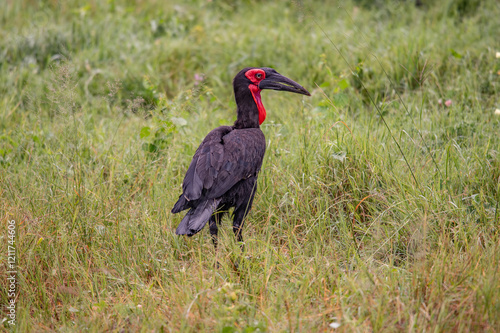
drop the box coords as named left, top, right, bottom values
left=172, top=67, right=310, bottom=249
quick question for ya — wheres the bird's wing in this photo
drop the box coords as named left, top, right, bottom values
left=181, top=126, right=266, bottom=201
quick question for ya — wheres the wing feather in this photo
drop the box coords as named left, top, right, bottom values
left=179, top=126, right=266, bottom=202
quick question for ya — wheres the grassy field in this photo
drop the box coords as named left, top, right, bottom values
left=1, top=0, right=500, bottom=331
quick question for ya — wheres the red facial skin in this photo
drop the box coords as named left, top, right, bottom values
left=245, top=69, right=266, bottom=125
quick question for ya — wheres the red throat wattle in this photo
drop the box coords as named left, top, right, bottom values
left=248, top=84, right=266, bottom=125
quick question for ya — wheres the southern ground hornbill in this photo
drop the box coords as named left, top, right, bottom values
left=172, top=67, right=310, bottom=249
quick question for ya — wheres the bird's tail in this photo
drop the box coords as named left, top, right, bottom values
left=175, top=198, right=221, bottom=236
left=171, top=195, right=189, bottom=214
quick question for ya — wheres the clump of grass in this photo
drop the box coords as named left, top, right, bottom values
left=1, top=0, right=499, bottom=331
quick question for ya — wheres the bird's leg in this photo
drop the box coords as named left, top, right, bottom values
left=232, top=183, right=256, bottom=253
left=209, top=215, right=219, bottom=250
left=233, top=224, right=244, bottom=252
left=210, top=207, right=228, bottom=249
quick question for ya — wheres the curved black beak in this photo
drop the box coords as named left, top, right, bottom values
left=259, top=72, right=311, bottom=96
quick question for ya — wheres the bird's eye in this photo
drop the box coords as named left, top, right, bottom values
left=255, top=73, right=262, bottom=79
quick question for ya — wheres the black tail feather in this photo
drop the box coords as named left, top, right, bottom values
left=171, top=195, right=189, bottom=214
left=175, top=198, right=221, bottom=236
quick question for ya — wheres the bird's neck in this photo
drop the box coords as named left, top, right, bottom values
left=233, top=86, right=265, bottom=129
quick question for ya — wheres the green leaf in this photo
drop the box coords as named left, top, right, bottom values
left=450, top=49, right=462, bottom=59
left=140, top=127, right=151, bottom=139
left=338, top=78, right=350, bottom=90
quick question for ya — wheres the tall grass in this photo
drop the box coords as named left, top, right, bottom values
left=1, top=0, right=499, bottom=331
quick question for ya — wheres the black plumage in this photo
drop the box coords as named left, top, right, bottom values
left=172, top=67, right=310, bottom=248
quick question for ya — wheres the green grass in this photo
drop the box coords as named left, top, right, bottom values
left=1, top=0, right=500, bottom=331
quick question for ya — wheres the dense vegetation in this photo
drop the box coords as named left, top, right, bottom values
left=1, top=0, right=499, bottom=331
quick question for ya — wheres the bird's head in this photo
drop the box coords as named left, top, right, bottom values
left=233, top=67, right=310, bottom=128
